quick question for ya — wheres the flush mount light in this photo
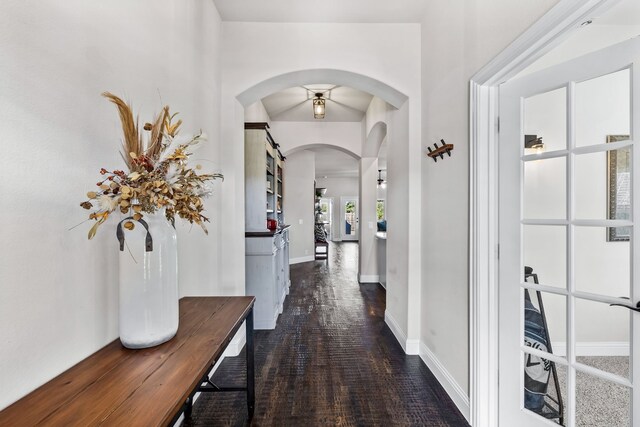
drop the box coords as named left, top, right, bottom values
left=313, top=93, right=325, bottom=119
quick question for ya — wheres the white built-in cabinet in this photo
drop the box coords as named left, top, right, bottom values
left=244, top=122, right=290, bottom=330
left=244, top=122, right=284, bottom=231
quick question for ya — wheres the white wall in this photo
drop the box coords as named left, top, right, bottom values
left=272, top=121, right=362, bottom=157
left=219, top=23, right=422, bottom=349
left=365, top=96, right=389, bottom=136
left=0, top=0, right=223, bottom=410
left=419, top=0, right=558, bottom=407
left=523, top=69, right=631, bottom=347
left=283, top=151, right=315, bottom=262
left=359, top=157, right=379, bottom=282
left=316, top=176, right=359, bottom=241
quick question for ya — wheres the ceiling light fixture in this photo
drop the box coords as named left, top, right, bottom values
left=524, top=134, right=544, bottom=150
left=377, top=169, right=386, bottom=188
left=313, top=93, right=325, bottom=119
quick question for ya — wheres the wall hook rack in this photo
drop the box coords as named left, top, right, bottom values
left=426, top=139, right=454, bottom=162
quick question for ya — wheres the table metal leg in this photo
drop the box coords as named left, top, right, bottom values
left=185, top=396, right=193, bottom=419
left=246, top=308, right=255, bottom=420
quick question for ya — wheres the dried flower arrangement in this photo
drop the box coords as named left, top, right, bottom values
left=80, top=92, right=223, bottom=239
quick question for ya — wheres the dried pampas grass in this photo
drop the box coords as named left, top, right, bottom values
left=101, top=92, right=142, bottom=170
left=101, top=92, right=174, bottom=170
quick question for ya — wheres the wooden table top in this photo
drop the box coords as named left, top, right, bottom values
left=0, top=296, right=255, bottom=427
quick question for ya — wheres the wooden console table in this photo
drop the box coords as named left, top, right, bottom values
left=0, top=296, right=255, bottom=426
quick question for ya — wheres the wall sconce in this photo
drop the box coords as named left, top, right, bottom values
left=313, top=93, right=325, bottom=119
left=524, top=134, right=544, bottom=150
left=377, top=169, right=386, bottom=188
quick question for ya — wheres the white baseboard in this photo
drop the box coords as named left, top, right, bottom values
left=406, top=339, right=420, bottom=354
left=254, top=311, right=278, bottom=330
left=289, top=255, right=314, bottom=264
left=278, top=288, right=286, bottom=314
left=358, top=274, right=379, bottom=283
left=384, top=311, right=419, bottom=355
left=419, top=342, right=470, bottom=423
left=385, top=311, right=407, bottom=352
left=551, top=341, right=629, bottom=357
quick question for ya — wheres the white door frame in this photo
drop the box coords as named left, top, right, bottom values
left=469, top=1, right=622, bottom=426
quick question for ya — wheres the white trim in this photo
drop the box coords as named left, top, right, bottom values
left=385, top=311, right=407, bottom=350
left=384, top=311, right=418, bottom=355
left=551, top=342, right=630, bottom=357
left=289, top=255, right=314, bottom=264
left=254, top=311, right=279, bottom=330
left=358, top=274, right=379, bottom=283
left=472, top=0, right=622, bottom=86
left=420, top=342, right=470, bottom=423
left=406, top=339, right=420, bottom=355
left=278, top=287, right=286, bottom=314
left=469, top=1, right=621, bottom=426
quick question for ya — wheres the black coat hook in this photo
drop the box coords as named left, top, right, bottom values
left=426, top=139, right=454, bottom=162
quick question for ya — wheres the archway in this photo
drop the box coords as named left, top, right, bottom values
left=219, top=67, right=421, bottom=357
left=362, top=121, right=387, bottom=158
left=284, top=143, right=360, bottom=161
left=236, top=68, right=407, bottom=109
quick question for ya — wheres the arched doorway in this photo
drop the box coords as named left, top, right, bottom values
left=219, top=67, right=421, bottom=356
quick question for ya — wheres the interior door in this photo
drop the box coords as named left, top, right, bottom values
left=341, top=196, right=358, bottom=241
left=499, top=37, right=640, bottom=426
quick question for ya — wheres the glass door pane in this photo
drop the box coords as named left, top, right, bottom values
left=500, top=37, right=639, bottom=426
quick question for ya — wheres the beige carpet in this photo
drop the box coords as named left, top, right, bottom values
left=542, top=356, right=630, bottom=426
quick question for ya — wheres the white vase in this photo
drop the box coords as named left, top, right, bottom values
left=117, top=210, right=179, bottom=349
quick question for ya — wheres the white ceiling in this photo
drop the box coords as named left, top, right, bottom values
left=307, top=147, right=359, bottom=178
left=212, top=0, right=427, bottom=23
left=595, top=0, right=640, bottom=25
left=262, top=85, right=373, bottom=122
left=517, top=0, right=640, bottom=78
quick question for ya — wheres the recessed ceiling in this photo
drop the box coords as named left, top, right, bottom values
left=262, top=85, right=373, bottom=122
left=306, top=147, right=359, bottom=178
left=212, top=0, right=428, bottom=23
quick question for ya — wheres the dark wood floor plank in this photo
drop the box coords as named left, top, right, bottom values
left=186, top=242, right=469, bottom=427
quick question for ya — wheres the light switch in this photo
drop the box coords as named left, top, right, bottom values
left=299, top=219, right=303, bottom=224
left=368, top=221, right=374, bottom=229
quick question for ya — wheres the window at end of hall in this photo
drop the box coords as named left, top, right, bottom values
left=376, top=200, right=385, bottom=221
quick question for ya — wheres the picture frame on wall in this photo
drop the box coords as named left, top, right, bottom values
left=607, top=134, right=631, bottom=242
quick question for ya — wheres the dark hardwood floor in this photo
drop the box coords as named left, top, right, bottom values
left=185, top=242, right=469, bottom=426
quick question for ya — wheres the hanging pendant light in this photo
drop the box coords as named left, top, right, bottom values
left=313, top=93, right=325, bottom=119
left=377, top=169, right=386, bottom=188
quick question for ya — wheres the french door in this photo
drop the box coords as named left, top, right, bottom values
left=499, top=37, right=640, bottom=426
left=341, top=196, right=358, bottom=241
